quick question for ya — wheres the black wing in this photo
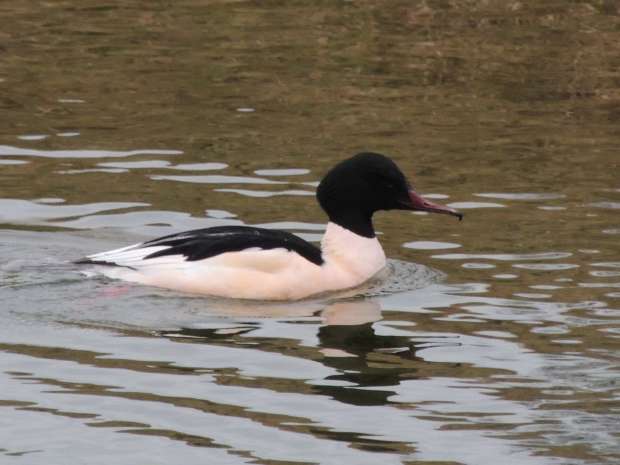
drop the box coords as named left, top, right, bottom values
left=85, top=226, right=324, bottom=266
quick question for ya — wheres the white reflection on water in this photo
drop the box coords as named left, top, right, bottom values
left=592, top=262, right=620, bottom=268
left=589, top=202, right=620, bottom=210
left=98, top=160, right=228, bottom=170
left=447, top=201, right=506, bottom=209
left=215, top=188, right=315, bottom=197
left=17, top=134, right=48, bottom=141
left=99, top=160, right=172, bottom=169
left=0, top=145, right=182, bottom=158
left=57, top=98, right=85, bottom=103
left=462, top=262, right=496, bottom=269
left=59, top=168, right=129, bottom=174
left=512, top=263, right=579, bottom=271
left=403, top=241, right=461, bottom=250
left=205, top=209, right=237, bottom=219
left=475, top=193, right=565, bottom=201
left=538, top=206, right=567, bottom=211
left=494, top=273, right=519, bottom=279
left=254, top=168, right=310, bottom=176
left=0, top=199, right=148, bottom=225
left=433, top=252, right=572, bottom=261
left=151, top=174, right=283, bottom=184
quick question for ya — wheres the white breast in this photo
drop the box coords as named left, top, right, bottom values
left=319, top=222, right=386, bottom=286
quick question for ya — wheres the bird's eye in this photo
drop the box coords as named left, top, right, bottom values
left=385, top=178, right=400, bottom=190
left=373, top=172, right=403, bottom=192
left=376, top=174, right=394, bottom=186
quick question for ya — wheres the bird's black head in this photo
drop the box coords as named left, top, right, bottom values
left=316, top=152, right=462, bottom=238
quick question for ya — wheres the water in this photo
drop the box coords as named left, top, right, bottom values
left=1, top=2, right=619, bottom=464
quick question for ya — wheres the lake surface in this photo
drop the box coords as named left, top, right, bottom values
left=1, top=2, right=619, bottom=464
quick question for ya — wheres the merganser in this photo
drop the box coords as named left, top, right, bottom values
left=77, top=152, right=462, bottom=300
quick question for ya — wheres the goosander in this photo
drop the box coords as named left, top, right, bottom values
left=77, top=152, right=462, bottom=300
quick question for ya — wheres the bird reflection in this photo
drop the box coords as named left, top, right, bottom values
left=313, top=300, right=425, bottom=406
left=157, top=298, right=434, bottom=406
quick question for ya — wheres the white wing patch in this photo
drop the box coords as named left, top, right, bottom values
left=86, top=242, right=174, bottom=267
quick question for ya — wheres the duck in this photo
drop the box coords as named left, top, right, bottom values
left=76, top=152, right=462, bottom=300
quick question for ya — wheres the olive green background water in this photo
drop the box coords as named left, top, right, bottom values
left=1, top=1, right=619, bottom=464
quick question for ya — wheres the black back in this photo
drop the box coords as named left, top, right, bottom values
left=141, top=226, right=323, bottom=266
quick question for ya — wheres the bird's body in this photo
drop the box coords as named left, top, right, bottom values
left=82, top=222, right=385, bottom=300
left=77, top=153, right=461, bottom=300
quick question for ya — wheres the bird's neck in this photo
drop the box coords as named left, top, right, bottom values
left=320, top=222, right=386, bottom=279
left=327, top=211, right=375, bottom=238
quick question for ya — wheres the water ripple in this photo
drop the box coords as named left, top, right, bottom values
left=151, top=175, right=283, bottom=184
left=589, top=202, right=620, bottom=210
left=592, top=262, right=620, bottom=268
left=403, top=241, right=461, bottom=250
left=447, top=201, right=506, bottom=209
left=99, top=161, right=227, bottom=170
left=0, top=145, right=182, bottom=158
left=432, top=252, right=572, bottom=261
left=254, top=168, right=310, bottom=176
left=215, top=189, right=314, bottom=197
left=475, top=193, right=565, bottom=201
left=0, top=199, right=148, bottom=225
left=513, top=263, right=579, bottom=271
